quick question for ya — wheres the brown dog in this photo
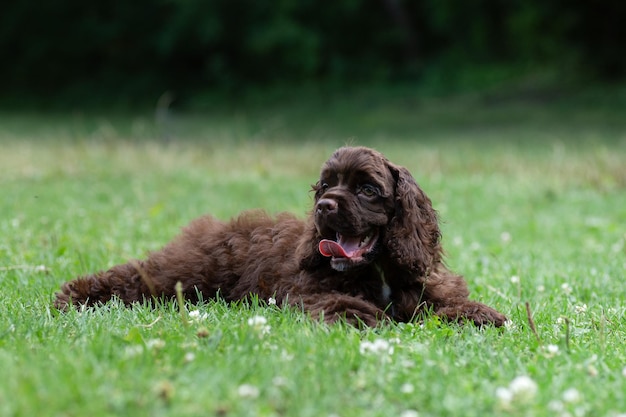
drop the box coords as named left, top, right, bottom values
left=55, top=146, right=506, bottom=327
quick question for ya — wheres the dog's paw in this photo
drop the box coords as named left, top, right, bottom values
left=436, top=301, right=507, bottom=327
left=467, top=304, right=507, bottom=327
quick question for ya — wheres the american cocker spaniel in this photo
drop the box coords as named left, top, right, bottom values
left=55, top=146, right=506, bottom=327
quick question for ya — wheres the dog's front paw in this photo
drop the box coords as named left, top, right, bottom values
left=324, top=309, right=389, bottom=328
left=436, top=301, right=507, bottom=327
left=467, top=303, right=507, bottom=327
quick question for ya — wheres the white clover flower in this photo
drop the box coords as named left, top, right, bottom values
left=503, top=320, right=516, bottom=330
left=508, top=376, right=538, bottom=401
left=574, top=304, right=588, bottom=314
left=510, top=275, right=520, bottom=284
left=537, top=285, right=545, bottom=292
left=501, top=232, right=511, bottom=243
left=561, top=283, right=573, bottom=295
left=237, top=384, right=260, bottom=399
left=544, top=344, right=560, bottom=357
left=124, top=345, right=144, bottom=358
left=248, top=315, right=267, bottom=326
left=400, top=410, right=419, bottom=417
left=280, top=350, right=294, bottom=361
left=495, top=375, right=538, bottom=406
left=359, top=339, right=394, bottom=355
left=189, top=310, right=209, bottom=321
left=496, top=387, right=514, bottom=405
left=272, top=376, right=288, bottom=387
left=184, top=352, right=196, bottom=363
left=548, top=400, right=564, bottom=412
left=401, top=359, right=416, bottom=369
left=247, top=315, right=271, bottom=335
left=400, top=383, right=414, bottom=394
left=35, top=265, right=48, bottom=272
left=622, top=366, right=626, bottom=378
left=146, top=338, right=166, bottom=350
left=562, top=388, right=581, bottom=403
left=268, top=297, right=277, bottom=305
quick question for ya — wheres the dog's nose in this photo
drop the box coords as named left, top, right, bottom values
left=316, top=198, right=338, bottom=214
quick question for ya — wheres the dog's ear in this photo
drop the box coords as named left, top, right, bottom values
left=296, top=218, right=325, bottom=270
left=384, top=162, right=442, bottom=278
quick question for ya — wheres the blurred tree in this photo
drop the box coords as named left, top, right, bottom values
left=0, top=0, right=624, bottom=104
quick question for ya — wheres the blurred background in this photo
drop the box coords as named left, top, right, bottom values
left=2, top=0, right=626, bottom=110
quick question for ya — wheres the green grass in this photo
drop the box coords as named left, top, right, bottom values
left=1, top=89, right=626, bottom=417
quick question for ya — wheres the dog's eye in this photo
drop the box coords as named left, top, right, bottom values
left=359, top=184, right=379, bottom=197
left=314, top=182, right=330, bottom=198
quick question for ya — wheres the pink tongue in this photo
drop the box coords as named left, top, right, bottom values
left=319, top=239, right=352, bottom=258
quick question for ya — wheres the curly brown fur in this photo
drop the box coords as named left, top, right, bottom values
left=55, top=146, right=506, bottom=327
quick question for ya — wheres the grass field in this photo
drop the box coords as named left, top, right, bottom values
left=1, top=88, right=625, bottom=416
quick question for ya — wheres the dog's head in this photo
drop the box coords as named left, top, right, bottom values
left=298, top=146, right=441, bottom=278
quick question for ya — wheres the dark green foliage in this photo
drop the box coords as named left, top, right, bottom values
left=1, top=0, right=625, bottom=104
